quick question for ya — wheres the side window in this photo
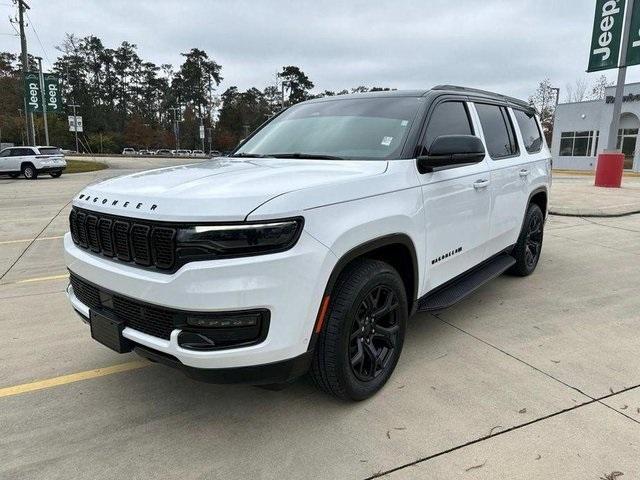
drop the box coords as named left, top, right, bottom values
left=11, top=149, right=24, bottom=156
left=513, top=109, right=543, bottom=153
left=475, top=103, right=519, bottom=159
left=422, top=101, right=473, bottom=153
left=0, top=149, right=10, bottom=157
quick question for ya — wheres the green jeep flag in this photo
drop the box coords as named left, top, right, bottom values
left=588, top=0, right=626, bottom=72
left=626, top=0, right=640, bottom=66
left=23, top=72, right=61, bottom=114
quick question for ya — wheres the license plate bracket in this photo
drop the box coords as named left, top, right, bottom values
left=90, top=310, right=133, bottom=353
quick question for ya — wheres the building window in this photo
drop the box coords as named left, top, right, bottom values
left=559, top=131, right=598, bottom=157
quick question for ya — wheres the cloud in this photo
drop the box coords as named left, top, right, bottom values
left=0, top=0, right=627, bottom=101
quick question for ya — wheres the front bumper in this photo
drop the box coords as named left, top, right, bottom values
left=64, top=231, right=336, bottom=371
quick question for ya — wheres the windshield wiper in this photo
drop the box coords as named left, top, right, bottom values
left=229, top=153, right=274, bottom=158
left=266, top=153, right=345, bottom=160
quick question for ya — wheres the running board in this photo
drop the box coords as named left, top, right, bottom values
left=417, top=254, right=516, bottom=312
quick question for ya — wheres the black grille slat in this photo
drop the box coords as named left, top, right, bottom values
left=70, top=275, right=100, bottom=310
left=113, top=221, right=131, bottom=262
left=86, top=215, right=100, bottom=252
left=69, top=210, right=79, bottom=244
left=131, top=224, right=151, bottom=266
left=69, top=207, right=177, bottom=271
left=151, top=227, right=175, bottom=269
left=98, top=218, right=114, bottom=257
left=76, top=212, right=88, bottom=248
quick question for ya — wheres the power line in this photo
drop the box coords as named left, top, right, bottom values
left=25, top=10, right=50, bottom=65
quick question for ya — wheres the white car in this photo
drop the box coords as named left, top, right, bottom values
left=64, top=87, right=550, bottom=400
left=175, top=149, right=191, bottom=157
left=191, top=149, right=206, bottom=157
left=122, top=148, right=136, bottom=156
left=0, top=146, right=66, bottom=179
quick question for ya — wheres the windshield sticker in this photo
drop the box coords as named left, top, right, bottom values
left=381, top=136, right=393, bottom=146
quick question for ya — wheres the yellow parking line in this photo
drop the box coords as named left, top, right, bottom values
left=16, top=273, right=69, bottom=284
left=0, top=235, right=64, bottom=246
left=0, top=361, right=150, bottom=399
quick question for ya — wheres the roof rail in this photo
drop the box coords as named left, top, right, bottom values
left=432, top=85, right=532, bottom=110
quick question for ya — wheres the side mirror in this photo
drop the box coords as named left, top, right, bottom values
left=417, top=135, right=486, bottom=174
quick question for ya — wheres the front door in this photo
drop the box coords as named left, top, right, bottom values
left=417, top=99, right=492, bottom=292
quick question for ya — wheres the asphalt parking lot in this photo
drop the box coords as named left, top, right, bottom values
left=1, top=160, right=639, bottom=479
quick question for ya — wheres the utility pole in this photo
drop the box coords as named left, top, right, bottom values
left=17, top=0, right=35, bottom=146
left=35, top=56, right=49, bottom=145
left=607, top=0, right=636, bottom=151
left=207, top=127, right=212, bottom=154
left=169, top=107, right=180, bottom=150
left=69, top=104, right=80, bottom=153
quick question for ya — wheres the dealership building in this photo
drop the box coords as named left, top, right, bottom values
left=551, top=82, right=640, bottom=172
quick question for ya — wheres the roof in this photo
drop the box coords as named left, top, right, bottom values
left=303, top=85, right=533, bottom=111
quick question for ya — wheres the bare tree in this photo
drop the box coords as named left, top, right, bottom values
left=529, top=78, right=557, bottom=137
left=590, top=74, right=614, bottom=100
left=565, top=78, right=588, bottom=103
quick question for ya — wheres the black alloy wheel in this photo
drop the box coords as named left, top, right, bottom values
left=349, top=285, right=400, bottom=382
left=509, top=203, right=544, bottom=276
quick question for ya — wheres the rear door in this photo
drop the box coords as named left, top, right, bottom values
left=472, top=103, right=528, bottom=256
left=417, top=98, right=492, bottom=292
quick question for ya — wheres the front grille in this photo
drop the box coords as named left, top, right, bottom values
left=70, top=207, right=176, bottom=271
left=70, top=274, right=175, bottom=340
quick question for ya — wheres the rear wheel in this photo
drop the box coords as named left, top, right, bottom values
left=509, top=203, right=544, bottom=276
left=22, top=163, right=37, bottom=180
left=311, top=259, right=407, bottom=401
left=50, top=171, right=62, bottom=178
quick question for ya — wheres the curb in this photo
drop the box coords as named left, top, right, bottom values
left=549, top=209, right=640, bottom=218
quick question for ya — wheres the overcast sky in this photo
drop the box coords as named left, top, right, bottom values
left=0, top=0, right=631, bottom=102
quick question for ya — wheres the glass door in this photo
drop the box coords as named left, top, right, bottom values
left=617, top=129, right=638, bottom=169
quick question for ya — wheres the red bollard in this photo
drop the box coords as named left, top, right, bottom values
left=595, top=153, right=624, bottom=188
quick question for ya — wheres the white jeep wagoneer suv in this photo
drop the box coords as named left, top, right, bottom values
left=65, top=86, right=550, bottom=400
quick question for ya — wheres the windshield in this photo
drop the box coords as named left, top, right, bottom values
left=234, top=97, right=422, bottom=160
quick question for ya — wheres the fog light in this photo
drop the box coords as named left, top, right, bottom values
left=186, top=314, right=259, bottom=328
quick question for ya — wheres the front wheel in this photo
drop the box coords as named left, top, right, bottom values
left=311, top=259, right=407, bottom=401
left=509, top=203, right=544, bottom=276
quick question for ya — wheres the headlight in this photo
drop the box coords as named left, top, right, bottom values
left=175, top=218, right=304, bottom=261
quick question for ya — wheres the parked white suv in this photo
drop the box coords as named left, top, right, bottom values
left=64, top=87, right=550, bottom=400
left=0, top=146, right=66, bottom=179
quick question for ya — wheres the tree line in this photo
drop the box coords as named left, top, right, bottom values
left=0, top=34, right=392, bottom=153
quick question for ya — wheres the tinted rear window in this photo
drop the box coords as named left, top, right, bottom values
left=475, top=104, right=519, bottom=159
left=513, top=110, right=543, bottom=153
left=38, top=147, right=62, bottom=155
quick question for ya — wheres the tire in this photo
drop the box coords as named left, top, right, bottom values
left=50, top=171, right=62, bottom=178
left=22, top=163, right=38, bottom=180
left=311, top=259, right=408, bottom=401
left=8, top=173, right=19, bottom=179
left=509, top=203, right=544, bottom=277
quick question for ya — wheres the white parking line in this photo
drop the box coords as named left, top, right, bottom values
left=0, top=235, right=64, bottom=246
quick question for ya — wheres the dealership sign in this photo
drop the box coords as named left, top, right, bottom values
left=23, top=72, right=61, bottom=113
left=588, top=0, right=625, bottom=71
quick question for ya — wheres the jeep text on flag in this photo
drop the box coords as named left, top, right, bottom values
left=24, top=72, right=41, bottom=113
left=588, top=0, right=626, bottom=72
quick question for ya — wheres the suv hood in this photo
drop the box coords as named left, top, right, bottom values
left=74, top=158, right=388, bottom=222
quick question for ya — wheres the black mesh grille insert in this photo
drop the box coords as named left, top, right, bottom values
left=71, top=273, right=175, bottom=340
left=69, top=207, right=176, bottom=271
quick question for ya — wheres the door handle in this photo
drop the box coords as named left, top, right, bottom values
left=519, top=169, right=530, bottom=178
left=473, top=179, right=490, bottom=190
